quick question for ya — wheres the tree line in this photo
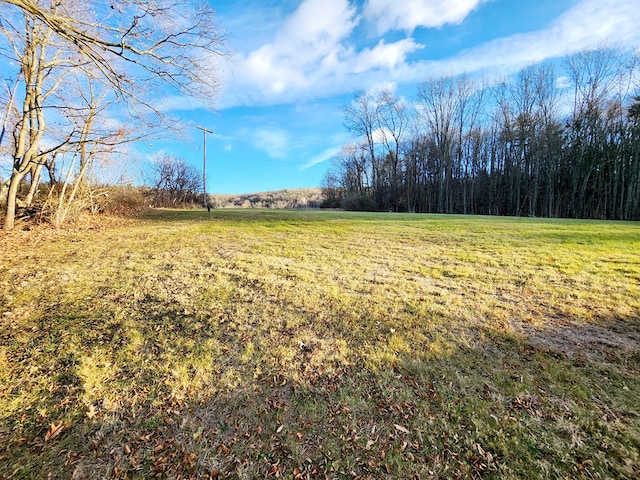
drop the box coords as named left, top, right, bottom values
left=323, top=47, right=640, bottom=220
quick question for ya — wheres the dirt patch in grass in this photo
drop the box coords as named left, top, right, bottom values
left=513, top=316, right=640, bottom=368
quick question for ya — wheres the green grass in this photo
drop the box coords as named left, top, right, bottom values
left=1, top=209, right=639, bottom=479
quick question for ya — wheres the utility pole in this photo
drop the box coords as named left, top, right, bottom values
left=196, top=125, right=214, bottom=208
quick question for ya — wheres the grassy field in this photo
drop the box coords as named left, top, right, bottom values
left=1, top=209, right=639, bottom=479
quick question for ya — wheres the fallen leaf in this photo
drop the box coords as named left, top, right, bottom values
left=394, top=424, right=409, bottom=434
left=85, top=405, right=97, bottom=419
left=45, top=422, right=66, bottom=441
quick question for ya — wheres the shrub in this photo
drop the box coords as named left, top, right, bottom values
left=91, top=185, right=150, bottom=216
left=341, top=192, right=376, bottom=211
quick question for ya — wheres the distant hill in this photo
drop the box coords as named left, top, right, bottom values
left=208, top=188, right=323, bottom=209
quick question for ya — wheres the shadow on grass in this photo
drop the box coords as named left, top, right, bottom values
left=1, top=279, right=639, bottom=480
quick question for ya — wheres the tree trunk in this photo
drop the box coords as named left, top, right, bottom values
left=24, top=162, right=44, bottom=207
left=4, top=170, right=26, bottom=231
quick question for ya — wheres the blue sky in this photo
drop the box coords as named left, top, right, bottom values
left=95, top=0, right=640, bottom=192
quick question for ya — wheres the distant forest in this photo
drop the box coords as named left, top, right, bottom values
left=323, top=47, right=640, bottom=220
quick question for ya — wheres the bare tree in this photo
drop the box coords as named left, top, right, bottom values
left=375, top=89, right=408, bottom=211
left=454, top=75, right=484, bottom=214
left=416, top=75, right=462, bottom=212
left=0, top=0, right=225, bottom=230
left=565, top=47, right=624, bottom=218
left=149, top=153, right=201, bottom=207
left=320, top=170, right=342, bottom=208
left=343, top=91, right=382, bottom=206
left=49, top=76, right=130, bottom=226
left=495, top=65, right=559, bottom=216
left=2, top=0, right=224, bottom=102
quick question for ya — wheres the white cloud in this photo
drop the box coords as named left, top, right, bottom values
left=364, top=0, right=485, bottom=34
left=227, top=0, right=358, bottom=96
left=274, top=0, right=358, bottom=57
left=251, top=127, right=290, bottom=159
left=146, top=148, right=170, bottom=163
left=405, top=0, right=640, bottom=81
left=556, top=76, right=572, bottom=90
left=371, top=126, right=392, bottom=144
left=366, top=82, right=398, bottom=96
left=220, top=0, right=423, bottom=108
left=300, top=145, right=343, bottom=171
left=352, top=39, right=423, bottom=73
left=214, top=0, right=640, bottom=111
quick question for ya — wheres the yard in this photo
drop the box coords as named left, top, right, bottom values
left=1, top=210, right=638, bottom=479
